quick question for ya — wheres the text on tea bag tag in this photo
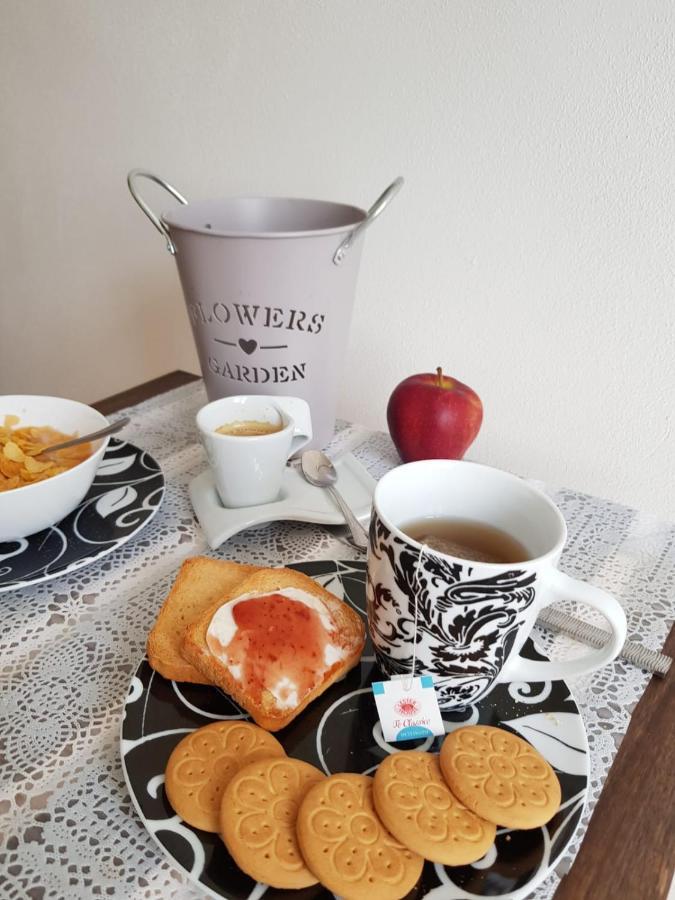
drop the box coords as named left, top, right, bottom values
left=372, top=544, right=444, bottom=742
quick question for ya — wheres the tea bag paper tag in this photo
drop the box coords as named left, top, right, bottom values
left=371, top=676, right=445, bottom=742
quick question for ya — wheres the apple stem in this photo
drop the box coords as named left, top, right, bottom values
left=436, top=366, right=443, bottom=387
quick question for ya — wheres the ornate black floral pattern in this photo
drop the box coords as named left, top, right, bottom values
left=368, top=513, right=537, bottom=706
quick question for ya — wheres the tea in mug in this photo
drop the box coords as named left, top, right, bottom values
left=400, top=517, right=530, bottom=564
left=215, top=420, right=283, bottom=437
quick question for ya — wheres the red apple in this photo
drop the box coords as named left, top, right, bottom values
left=386, top=367, right=483, bottom=462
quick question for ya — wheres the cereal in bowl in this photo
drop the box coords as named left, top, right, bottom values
left=0, top=415, right=92, bottom=491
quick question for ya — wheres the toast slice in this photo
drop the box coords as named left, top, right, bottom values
left=181, top=567, right=365, bottom=730
left=147, top=557, right=259, bottom=683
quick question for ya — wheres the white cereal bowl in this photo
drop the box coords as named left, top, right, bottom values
left=0, top=396, right=110, bottom=542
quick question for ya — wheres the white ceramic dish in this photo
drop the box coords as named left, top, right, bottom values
left=189, top=452, right=375, bottom=549
left=0, top=395, right=110, bottom=542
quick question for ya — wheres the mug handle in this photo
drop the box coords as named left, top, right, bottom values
left=497, top=569, right=627, bottom=683
left=273, top=396, right=313, bottom=457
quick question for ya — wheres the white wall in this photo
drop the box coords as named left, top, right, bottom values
left=1, top=1, right=673, bottom=516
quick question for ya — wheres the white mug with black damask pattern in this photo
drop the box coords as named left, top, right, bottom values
left=366, top=460, right=627, bottom=709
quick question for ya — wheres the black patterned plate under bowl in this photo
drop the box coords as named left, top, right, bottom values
left=121, top=559, right=588, bottom=900
left=0, top=439, right=164, bottom=593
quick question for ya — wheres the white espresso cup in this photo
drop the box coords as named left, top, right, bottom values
left=367, top=459, right=627, bottom=709
left=196, top=395, right=312, bottom=508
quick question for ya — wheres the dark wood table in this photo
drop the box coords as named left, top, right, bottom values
left=95, top=370, right=675, bottom=900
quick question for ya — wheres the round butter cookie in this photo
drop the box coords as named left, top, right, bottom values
left=297, top=773, right=424, bottom=900
left=373, top=751, right=496, bottom=865
left=164, top=721, right=285, bottom=832
left=220, top=757, right=325, bottom=889
left=439, top=725, right=561, bottom=829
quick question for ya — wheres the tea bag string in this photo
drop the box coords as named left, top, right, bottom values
left=404, top=542, right=428, bottom=692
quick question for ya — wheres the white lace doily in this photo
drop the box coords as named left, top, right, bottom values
left=0, top=380, right=672, bottom=899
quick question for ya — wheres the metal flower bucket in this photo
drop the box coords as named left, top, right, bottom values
left=128, top=171, right=403, bottom=448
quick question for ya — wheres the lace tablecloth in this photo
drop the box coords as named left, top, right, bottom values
left=1, top=380, right=673, bottom=899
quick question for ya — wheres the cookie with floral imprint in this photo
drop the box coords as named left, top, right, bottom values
left=219, top=756, right=325, bottom=888
left=297, top=772, right=423, bottom=900
left=439, top=725, right=561, bottom=829
left=164, top=721, right=285, bottom=832
left=373, top=750, right=496, bottom=865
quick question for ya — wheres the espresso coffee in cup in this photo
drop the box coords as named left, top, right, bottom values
left=367, top=459, right=627, bottom=709
left=215, top=420, right=283, bottom=437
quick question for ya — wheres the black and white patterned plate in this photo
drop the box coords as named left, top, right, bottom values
left=0, top=439, right=164, bottom=593
left=121, top=560, right=588, bottom=900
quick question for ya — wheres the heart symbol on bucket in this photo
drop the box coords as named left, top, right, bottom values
left=238, top=338, right=257, bottom=355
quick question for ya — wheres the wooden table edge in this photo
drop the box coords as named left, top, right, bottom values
left=95, top=370, right=675, bottom=900
left=555, top=616, right=674, bottom=900
left=91, top=370, right=200, bottom=416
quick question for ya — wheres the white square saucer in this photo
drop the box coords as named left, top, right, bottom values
left=188, top=452, right=375, bottom=549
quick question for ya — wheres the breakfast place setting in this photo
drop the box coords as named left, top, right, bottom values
left=1, top=152, right=673, bottom=900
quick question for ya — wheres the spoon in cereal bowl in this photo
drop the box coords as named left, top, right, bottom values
left=38, top=416, right=130, bottom=454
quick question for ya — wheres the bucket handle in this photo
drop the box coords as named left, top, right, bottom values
left=333, top=176, right=404, bottom=265
left=127, top=169, right=403, bottom=262
left=127, top=169, right=189, bottom=255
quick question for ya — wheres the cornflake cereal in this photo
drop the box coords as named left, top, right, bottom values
left=0, top=416, right=92, bottom=492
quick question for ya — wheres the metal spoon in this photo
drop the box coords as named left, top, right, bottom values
left=40, top=416, right=131, bottom=453
left=300, top=450, right=369, bottom=551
